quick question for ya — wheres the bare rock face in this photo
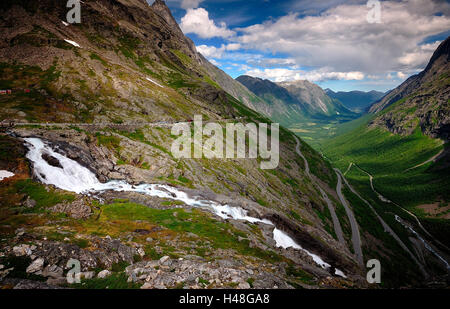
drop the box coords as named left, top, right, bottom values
left=41, top=153, right=62, bottom=169
left=369, top=37, right=450, bottom=141
left=51, top=199, right=92, bottom=219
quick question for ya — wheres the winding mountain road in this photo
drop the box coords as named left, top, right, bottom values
left=348, top=162, right=449, bottom=252
left=294, top=137, right=346, bottom=247
left=334, top=169, right=364, bottom=266
left=335, top=169, right=428, bottom=277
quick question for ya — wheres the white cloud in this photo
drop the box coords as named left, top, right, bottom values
left=180, top=8, right=235, bottom=39
left=235, top=0, right=450, bottom=74
left=247, top=58, right=297, bottom=68
left=397, top=72, right=407, bottom=79
left=398, top=41, right=442, bottom=67
left=196, top=43, right=242, bottom=59
left=244, top=68, right=365, bottom=83
left=225, top=43, right=241, bottom=51
left=209, top=59, right=220, bottom=66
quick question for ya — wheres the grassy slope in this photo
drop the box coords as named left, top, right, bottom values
left=318, top=115, right=450, bottom=249
left=321, top=121, right=446, bottom=209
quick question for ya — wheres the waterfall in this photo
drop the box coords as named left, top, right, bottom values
left=395, top=215, right=450, bottom=271
left=24, top=137, right=343, bottom=274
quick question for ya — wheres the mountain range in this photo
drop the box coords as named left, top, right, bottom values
left=0, top=0, right=448, bottom=290
left=236, top=75, right=357, bottom=127
left=325, top=89, right=385, bottom=113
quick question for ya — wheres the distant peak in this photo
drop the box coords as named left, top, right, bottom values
left=425, top=36, right=450, bottom=71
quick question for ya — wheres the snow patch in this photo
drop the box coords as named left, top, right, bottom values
left=0, top=170, right=14, bottom=181
left=146, top=77, right=163, bottom=88
left=64, top=39, right=80, bottom=48
left=335, top=268, right=347, bottom=278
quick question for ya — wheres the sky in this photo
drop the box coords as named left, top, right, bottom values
left=150, top=0, right=450, bottom=92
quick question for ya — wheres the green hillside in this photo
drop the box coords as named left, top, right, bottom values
left=321, top=120, right=448, bottom=212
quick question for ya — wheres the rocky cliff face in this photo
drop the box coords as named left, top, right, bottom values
left=278, top=80, right=353, bottom=117
left=369, top=37, right=450, bottom=140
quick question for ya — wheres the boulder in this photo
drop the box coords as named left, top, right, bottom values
left=13, top=244, right=32, bottom=256
left=41, top=153, right=63, bottom=169
left=51, top=199, right=92, bottom=219
left=97, top=270, right=112, bottom=279
left=24, top=197, right=36, bottom=208
left=42, top=265, right=63, bottom=279
left=26, top=258, right=45, bottom=274
left=159, top=256, right=171, bottom=267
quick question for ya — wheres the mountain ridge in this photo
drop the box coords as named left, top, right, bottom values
left=369, top=36, right=450, bottom=140
left=235, top=75, right=357, bottom=128
left=326, top=89, right=385, bottom=113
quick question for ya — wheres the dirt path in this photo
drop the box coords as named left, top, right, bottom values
left=404, top=149, right=444, bottom=173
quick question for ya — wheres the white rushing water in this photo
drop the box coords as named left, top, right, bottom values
left=273, top=228, right=331, bottom=269
left=395, top=215, right=450, bottom=270
left=24, top=137, right=342, bottom=273
left=0, top=170, right=15, bottom=181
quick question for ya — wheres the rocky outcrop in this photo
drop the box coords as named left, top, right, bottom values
left=51, top=199, right=92, bottom=219
left=8, top=238, right=136, bottom=272
left=126, top=256, right=292, bottom=289
left=369, top=37, right=450, bottom=141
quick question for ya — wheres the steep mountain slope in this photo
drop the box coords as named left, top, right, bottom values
left=0, top=0, right=377, bottom=289
left=278, top=80, right=354, bottom=118
left=198, top=55, right=274, bottom=115
left=326, top=89, right=385, bottom=113
left=236, top=75, right=309, bottom=126
left=369, top=37, right=450, bottom=140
